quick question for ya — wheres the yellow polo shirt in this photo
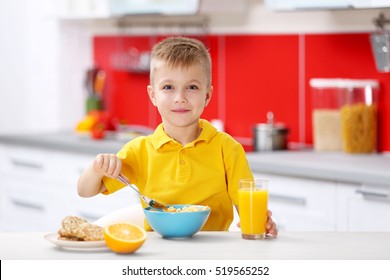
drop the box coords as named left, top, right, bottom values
left=102, top=119, right=253, bottom=231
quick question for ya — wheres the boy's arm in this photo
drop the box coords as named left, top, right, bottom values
left=77, top=164, right=107, bottom=197
left=77, top=154, right=122, bottom=197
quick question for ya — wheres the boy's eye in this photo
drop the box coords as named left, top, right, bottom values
left=162, top=85, right=173, bottom=90
left=188, top=85, right=199, bottom=90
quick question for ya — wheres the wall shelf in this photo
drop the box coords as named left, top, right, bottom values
left=57, top=13, right=208, bottom=25
left=115, top=14, right=208, bottom=28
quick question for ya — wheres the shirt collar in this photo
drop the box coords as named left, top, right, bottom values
left=151, top=119, right=218, bottom=150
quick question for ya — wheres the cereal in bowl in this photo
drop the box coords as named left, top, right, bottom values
left=163, top=205, right=210, bottom=213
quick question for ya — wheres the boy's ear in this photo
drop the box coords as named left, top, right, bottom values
left=147, top=85, right=157, bottom=106
left=205, top=86, right=213, bottom=106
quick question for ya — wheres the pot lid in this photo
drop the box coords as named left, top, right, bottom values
left=255, top=123, right=288, bottom=130
left=254, top=112, right=288, bottom=132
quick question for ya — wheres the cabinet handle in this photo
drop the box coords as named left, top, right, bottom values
left=11, top=198, right=45, bottom=211
left=11, top=159, right=43, bottom=170
left=269, top=193, right=306, bottom=205
left=356, top=189, right=390, bottom=201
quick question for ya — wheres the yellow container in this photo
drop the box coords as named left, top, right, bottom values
left=310, top=79, right=379, bottom=153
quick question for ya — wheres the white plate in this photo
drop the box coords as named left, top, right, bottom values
left=44, top=233, right=108, bottom=251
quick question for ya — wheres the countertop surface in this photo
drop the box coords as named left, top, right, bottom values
left=246, top=151, right=390, bottom=186
left=1, top=132, right=389, bottom=186
left=0, top=131, right=127, bottom=154
left=1, top=231, right=390, bottom=260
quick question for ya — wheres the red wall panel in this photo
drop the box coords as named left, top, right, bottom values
left=93, top=33, right=390, bottom=152
left=224, top=35, right=299, bottom=142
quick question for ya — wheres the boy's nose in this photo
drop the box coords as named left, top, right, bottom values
left=174, top=91, right=187, bottom=103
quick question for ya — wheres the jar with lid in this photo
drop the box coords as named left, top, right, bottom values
left=310, top=78, right=379, bottom=153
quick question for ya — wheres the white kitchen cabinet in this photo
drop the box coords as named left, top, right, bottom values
left=254, top=173, right=337, bottom=231
left=0, top=177, right=73, bottom=232
left=0, top=144, right=139, bottom=231
left=336, top=182, right=390, bottom=231
left=0, top=145, right=70, bottom=231
left=252, top=172, right=390, bottom=232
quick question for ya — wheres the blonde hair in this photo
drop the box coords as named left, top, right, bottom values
left=149, top=37, right=212, bottom=86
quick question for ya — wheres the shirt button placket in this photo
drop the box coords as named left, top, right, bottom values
left=177, top=148, right=188, bottom=178
left=179, top=149, right=186, bottom=165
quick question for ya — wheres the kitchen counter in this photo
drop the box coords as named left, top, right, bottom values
left=1, top=231, right=389, bottom=260
left=1, top=132, right=389, bottom=186
left=247, top=151, right=390, bottom=186
left=0, top=131, right=127, bottom=154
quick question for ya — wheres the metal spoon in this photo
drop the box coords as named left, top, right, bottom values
left=117, top=174, right=168, bottom=210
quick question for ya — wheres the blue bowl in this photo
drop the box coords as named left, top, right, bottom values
left=143, top=204, right=211, bottom=239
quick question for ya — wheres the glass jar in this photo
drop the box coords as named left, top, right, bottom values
left=310, top=78, right=379, bottom=153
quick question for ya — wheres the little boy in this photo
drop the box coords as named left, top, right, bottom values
left=78, top=37, right=277, bottom=236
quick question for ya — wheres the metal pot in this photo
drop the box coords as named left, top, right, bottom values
left=253, top=112, right=289, bottom=151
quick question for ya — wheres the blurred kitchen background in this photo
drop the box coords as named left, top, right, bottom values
left=1, top=0, right=390, bottom=233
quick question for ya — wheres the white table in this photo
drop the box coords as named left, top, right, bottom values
left=1, top=231, right=389, bottom=260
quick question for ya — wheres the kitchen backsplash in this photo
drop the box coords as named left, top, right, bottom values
left=93, top=33, right=390, bottom=152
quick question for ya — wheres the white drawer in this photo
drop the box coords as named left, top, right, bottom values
left=0, top=146, right=58, bottom=181
left=0, top=175, right=77, bottom=232
left=254, top=173, right=337, bottom=231
left=337, top=183, right=390, bottom=231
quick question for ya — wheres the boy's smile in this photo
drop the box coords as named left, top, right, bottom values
left=172, top=108, right=191, bottom=113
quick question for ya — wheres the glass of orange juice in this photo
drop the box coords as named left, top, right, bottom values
left=238, top=179, right=268, bottom=240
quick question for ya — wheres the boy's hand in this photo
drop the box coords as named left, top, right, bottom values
left=93, top=154, right=122, bottom=178
left=266, top=210, right=278, bottom=238
left=236, top=209, right=278, bottom=238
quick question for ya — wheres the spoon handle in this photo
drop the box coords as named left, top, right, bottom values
left=117, top=175, right=140, bottom=193
left=116, top=174, right=167, bottom=210
left=117, top=174, right=130, bottom=186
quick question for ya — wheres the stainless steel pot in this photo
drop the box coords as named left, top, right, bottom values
left=253, top=112, right=289, bottom=151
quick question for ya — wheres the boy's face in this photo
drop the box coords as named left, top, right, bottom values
left=147, top=62, right=212, bottom=130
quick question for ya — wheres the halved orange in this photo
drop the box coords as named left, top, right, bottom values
left=104, top=223, right=147, bottom=254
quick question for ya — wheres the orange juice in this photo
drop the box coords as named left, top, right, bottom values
left=238, top=181, right=268, bottom=239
